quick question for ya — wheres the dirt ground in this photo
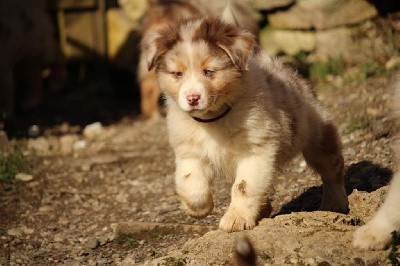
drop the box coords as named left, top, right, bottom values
left=0, top=66, right=399, bottom=265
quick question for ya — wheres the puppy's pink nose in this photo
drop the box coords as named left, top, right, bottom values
left=187, top=94, right=201, bottom=106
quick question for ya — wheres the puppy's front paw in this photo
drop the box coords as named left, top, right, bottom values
left=219, top=207, right=256, bottom=232
left=181, top=192, right=214, bottom=219
left=353, top=223, right=392, bottom=250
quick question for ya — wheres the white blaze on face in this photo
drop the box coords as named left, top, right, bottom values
left=176, top=37, right=209, bottom=112
left=178, top=71, right=208, bottom=111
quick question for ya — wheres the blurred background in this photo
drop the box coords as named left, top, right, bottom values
left=0, top=0, right=399, bottom=138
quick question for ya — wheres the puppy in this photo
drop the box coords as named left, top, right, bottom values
left=353, top=82, right=400, bottom=250
left=141, top=7, right=349, bottom=231
left=138, top=0, right=259, bottom=119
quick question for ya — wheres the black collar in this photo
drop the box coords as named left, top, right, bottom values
left=191, top=106, right=232, bottom=123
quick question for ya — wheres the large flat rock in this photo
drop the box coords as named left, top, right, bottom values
left=268, top=0, right=377, bottom=30
left=150, top=187, right=391, bottom=265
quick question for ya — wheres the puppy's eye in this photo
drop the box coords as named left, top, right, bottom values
left=203, top=69, right=214, bottom=76
left=173, top=71, right=183, bottom=78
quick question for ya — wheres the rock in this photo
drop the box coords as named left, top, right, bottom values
left=99, top=235, right=109, bottom=246
left=96, top=258, right=110, bottom=266
left=7, top=228, right=23, bottom=237
left=87, top=238, right=100, bottom=250
left=385, top=56, right=400, bottom=70
left=268, top=0, right=378, bottom=30
left=260, top=27, right=316, bottom=55
left=27, top=137, right=51, bottom=155
left=73, top=140, right=87, bottom=151
left=20, top=226, right=34, bottom=235
left=59, top=134, right=79, bottom=155
left=83, top=122, right=104, bottom=140
left=250, top=0, right=294, bottom=10
left=15, top=173, right=34, bottom=182
left=27, top=125, right=40, bottom=138
left=314, top=26, right=354, bottom=59
left=54, top=234, right=65, bottom=243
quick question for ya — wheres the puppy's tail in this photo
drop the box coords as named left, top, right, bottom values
left=232, top=237, right=257, bottom=266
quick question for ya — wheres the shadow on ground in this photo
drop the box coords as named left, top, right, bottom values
left=4, top=61, right=141, bottom=139
left=275, top=160, right=393, bottom=216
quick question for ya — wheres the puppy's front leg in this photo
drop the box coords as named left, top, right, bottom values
left=175, top=158, right=214, bottom=218
left=219, top=153, right=274, bottom=232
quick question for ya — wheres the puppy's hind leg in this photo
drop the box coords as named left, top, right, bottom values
left=302, top=122, right=349, bottom=213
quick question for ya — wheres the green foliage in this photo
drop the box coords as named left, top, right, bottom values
left=359, top=62, right=386, bottom=79
left=389, top=231, right=400, bottom=266
left=345, top=116, right=374, bottom=133
left=150, top=229, right=167, bottom=240
left=310, top=57, right=344, bottom=84
left=126, top=236, right=137, bottom=246
left=163, top=257, right=187, bottom=266
left=115, top=234, right=138, bottom=247
left=0, top=147, right=30, bottom=191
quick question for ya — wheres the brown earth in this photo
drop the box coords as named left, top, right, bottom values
left=0, top=68, right=399, bottom=265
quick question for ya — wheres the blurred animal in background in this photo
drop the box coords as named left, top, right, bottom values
left=0, top=0, right=66, bottom=119
left=137, top=0, right=259, bottom=119
left=353, top=80, right=400, bottom=250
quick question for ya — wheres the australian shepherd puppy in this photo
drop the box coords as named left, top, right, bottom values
left=141, top=7, right=349, bottom=232
left=138, top=0, right=259, bottom=119
left=353, top=82, right=400, bottom=250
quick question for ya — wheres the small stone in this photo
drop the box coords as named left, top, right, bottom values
left=83, top=122, right=104, bottom=140
left=81, top=163, right=92, bottom=172
left=27, top=125, right=40, bottom=138
left=77, top=248, right=88, bottom=256
left=73, top=140, right=87, bottom=150
left=15, top=173, right=34, bottom=182
left=7, top=228, right=23, bottom=237
left=27, top=137, right=51, bottom=155
left=99, top=235, right=109, bottom=246
left=385, top=56, right=400, bottom=70
left=96, top=258, right=109, bottom=266
left=20, top=226, right=34, bottom=235
left=59, top=134, right=79, bottom=155
left=54, top=234, right=64, bottom=243
left=47, top=225, right=57, bottom=232
left=87, top=238, right=100, bottom=249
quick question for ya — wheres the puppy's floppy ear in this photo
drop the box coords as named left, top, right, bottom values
left=216, top=1, right=255, bottom=70
left=217, top=28, right=256, bottom=70
left=141, top=27, right=180, bottom=71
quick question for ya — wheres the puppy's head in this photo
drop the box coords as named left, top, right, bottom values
left=141, top=17, right=256, bottom=115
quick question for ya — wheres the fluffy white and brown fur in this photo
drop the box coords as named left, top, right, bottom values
left=353, top=80, right=400, bottom=250
left=138, top=0, right=259, bottom=119
left=141, top=8, right=348, bottom=231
